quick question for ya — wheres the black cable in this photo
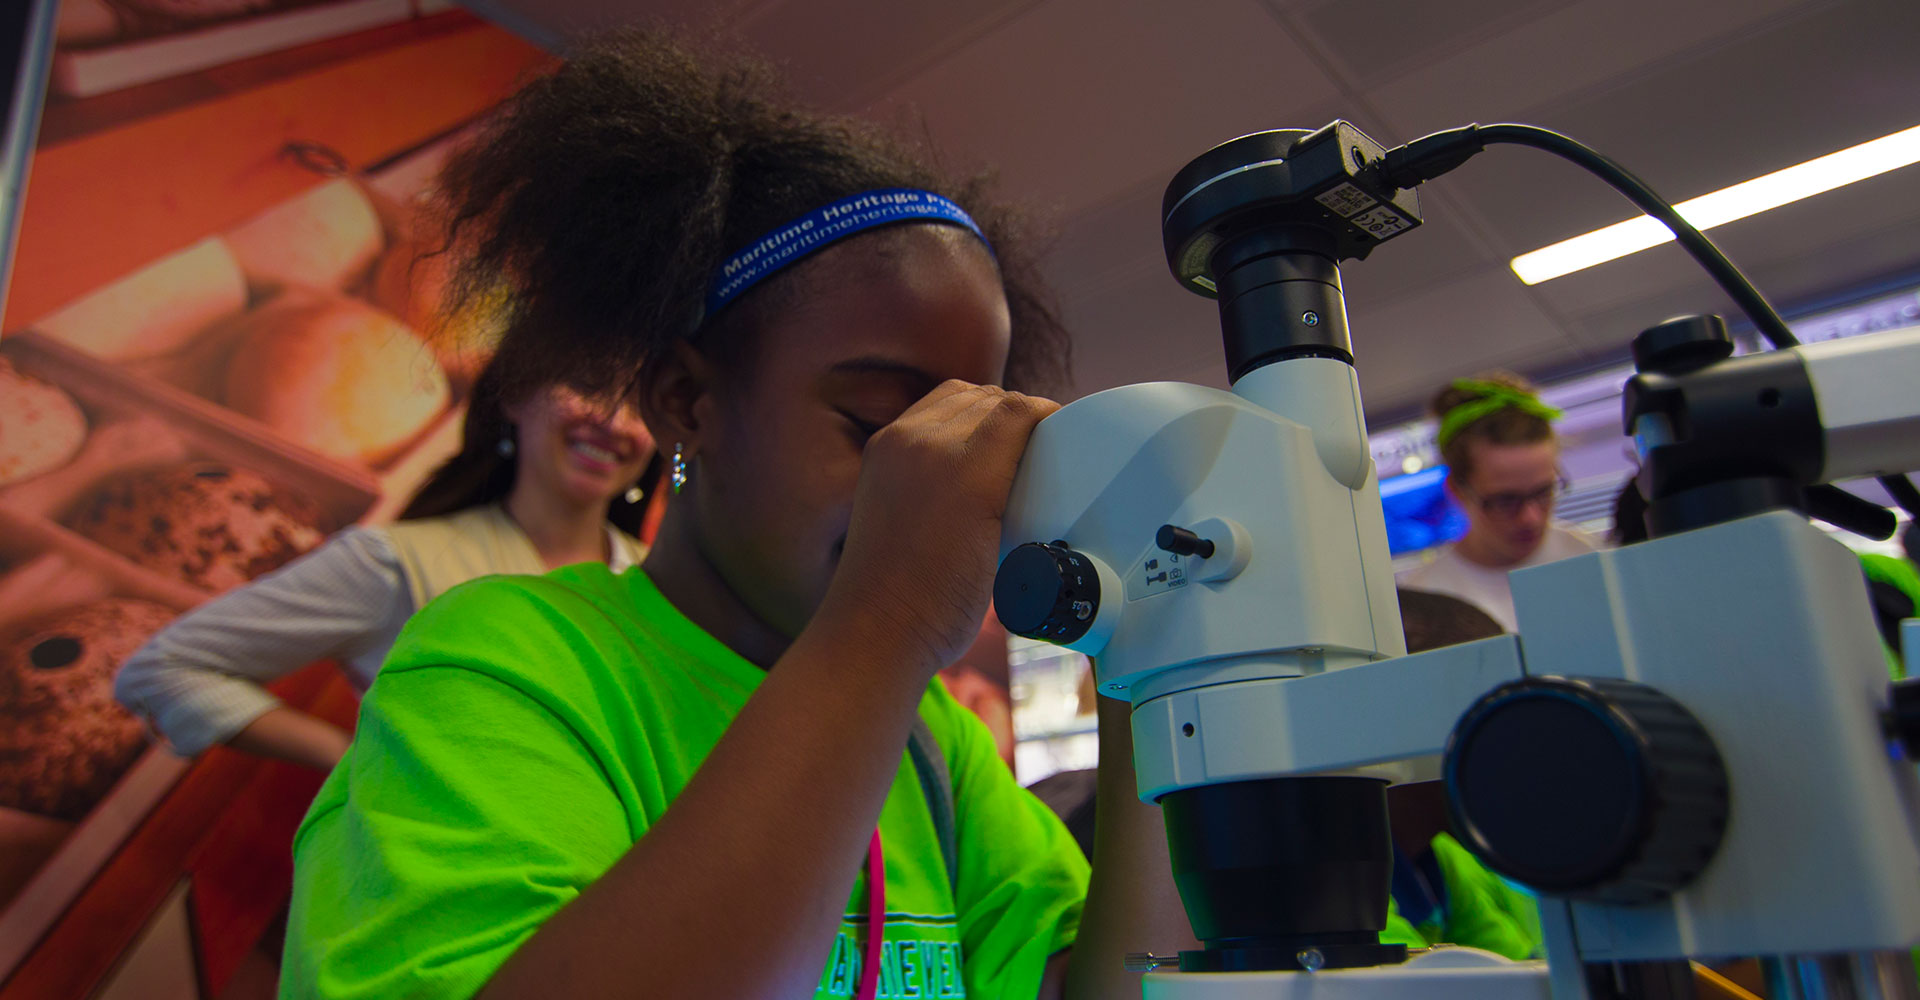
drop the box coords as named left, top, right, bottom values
left=1380, top=123, right=1920, bottom=519
left=1467, top=124, right=1800, bottom=349
left=1883, top=471, right=1920, bottom=522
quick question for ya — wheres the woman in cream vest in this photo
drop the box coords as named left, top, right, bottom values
left=115, top=360, right=653, bottom=770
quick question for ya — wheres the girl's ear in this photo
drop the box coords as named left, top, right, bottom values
left=637, top=341, right=719, bottom=459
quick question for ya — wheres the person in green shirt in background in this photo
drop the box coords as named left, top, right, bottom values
left=1861, top=522, right=1920, bottom=681
left=282, top=29, right=1199, bottom=1000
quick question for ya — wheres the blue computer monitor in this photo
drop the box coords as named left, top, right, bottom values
left=1379, top=465, right=1468, bottom=555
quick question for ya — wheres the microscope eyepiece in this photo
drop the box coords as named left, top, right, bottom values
left=1160, top=122, right=1422, bottom=382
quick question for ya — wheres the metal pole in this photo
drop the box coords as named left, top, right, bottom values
left=0, top=0, right=59, bottom=329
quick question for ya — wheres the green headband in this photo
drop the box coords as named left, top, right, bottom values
left=1436, top=379, right=1563, bottom=450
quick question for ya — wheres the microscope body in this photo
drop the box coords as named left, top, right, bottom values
left=1509, top=509, right=1920, bottom=997
left=995, top=120, right=1920, bottom=998
left=1003, top=332, right=1920, bottom=1000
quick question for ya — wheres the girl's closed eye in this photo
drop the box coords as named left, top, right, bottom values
left=837, top=410, right=885, bottom=442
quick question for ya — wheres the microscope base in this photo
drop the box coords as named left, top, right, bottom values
left=1142, top=948, right=1549, bottom=999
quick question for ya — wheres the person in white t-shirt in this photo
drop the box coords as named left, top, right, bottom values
left=1399, top=372, right=1600, bottom=631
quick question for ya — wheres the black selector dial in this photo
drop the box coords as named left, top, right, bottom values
left=1443, top=675, right=1729, bottom=905
left=1632, top=314, right=1734, bottom=375
left=993, top=542, right=1102, bottom=645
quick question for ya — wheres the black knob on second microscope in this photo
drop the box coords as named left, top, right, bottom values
left=993, top=542, right=1102, bottom=645
left=1443, top=676, right=1729, bottom=905
left=1632, top=314, right=1733, bottom=375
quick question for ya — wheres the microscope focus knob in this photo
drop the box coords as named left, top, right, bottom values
left=993, top=542, right=1107, bottom=647
left=1443, top=676, right=1729, bottom=905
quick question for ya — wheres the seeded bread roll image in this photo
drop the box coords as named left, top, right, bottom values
left=221, top=292, right=450, bottom=465
left=0, top=358, right=88, bottom=486
left=65, top=463, right=326, bottom=593
left=0, top=599, right=177, bottom=820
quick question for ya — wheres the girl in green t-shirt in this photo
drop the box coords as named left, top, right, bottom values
left=284, top=28, right=1198, bottom=1000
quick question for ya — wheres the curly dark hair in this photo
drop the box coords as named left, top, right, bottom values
left=430, top=29, right=1070, bottom=406
left=1430, top=370, right=1554, bottom=481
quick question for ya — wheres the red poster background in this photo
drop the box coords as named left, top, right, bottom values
left=0, top=5, right=551, bottom=996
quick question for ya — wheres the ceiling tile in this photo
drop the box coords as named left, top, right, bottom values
left=1344, top=266, right=1584, bottom=412
left=1044, top=176, right=1166, bottom=297
left=737, top=0, right=1042, bottom=109
left=1360, top=0, right=1829, bottom=136
left=871, top=0, right=1341, bottom=218
left=1292, top=0, right=1579, bottom=93
left=1055, top=254, right=1228, bottom=396
left=1558, top=169, right=1920, bottom=355
left=1392, top=0, right=1920, bottom=255
left=1529, top=162, right=1920, bottom=321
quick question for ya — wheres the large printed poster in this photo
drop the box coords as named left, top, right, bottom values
left=0, top=3, right=550, bottom=993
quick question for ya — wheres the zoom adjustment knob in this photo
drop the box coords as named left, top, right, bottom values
left=993, top=542, right=1117, bottom=652
left=1443, top=675, right=1728, bottom=905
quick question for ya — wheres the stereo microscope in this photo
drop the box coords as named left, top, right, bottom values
left=992, top=121, right=1920, bottom=999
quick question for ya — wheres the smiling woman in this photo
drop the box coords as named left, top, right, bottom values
left=112, top=352, right=655, bottom=772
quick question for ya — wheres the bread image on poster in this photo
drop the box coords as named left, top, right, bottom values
left=225, top=177, right=386, bottom=294
left=0, top=599, right=177, bottom=821
left=0, top=358, right=89, bottom=486
left=220, top=292, right=450, bottom=465
left=30, top=238, right=248, bottom=362
left=64, top=462, right=328, bottom=593
left=0, top=5, right=550, bottom=984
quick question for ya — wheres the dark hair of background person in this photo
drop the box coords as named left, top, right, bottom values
left=430, top=28, right=1071, bottom=414
left=398, top=357, right=658, bottom=536
left=1611, top=476, right=1650, bottom=546
left=1398, top=587, right=1505, bottom=652
left=1430, top=371, right=1555, bottom=483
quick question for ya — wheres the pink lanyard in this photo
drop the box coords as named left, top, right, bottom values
left=856, top=828, right=885, bottom=1000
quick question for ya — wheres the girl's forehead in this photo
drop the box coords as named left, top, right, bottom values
left=752, top=227, right=1011, bottom=384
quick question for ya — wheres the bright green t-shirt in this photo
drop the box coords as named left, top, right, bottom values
left=282, top=564, right=1089, bottom=999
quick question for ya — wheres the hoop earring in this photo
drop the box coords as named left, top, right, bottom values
left=671, top=443, right=688, bottom=496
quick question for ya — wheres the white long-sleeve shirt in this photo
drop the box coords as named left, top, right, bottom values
left=1397, top=524, right=1600, bottom=633
left=114, top=520, right=641, bottom=756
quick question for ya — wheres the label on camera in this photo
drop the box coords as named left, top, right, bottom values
left=1316, top=183, right=1376, bottom=218
left=1351, top=205, right=1413, bottom=239
left=1126, top=549, right=1188, bottom=601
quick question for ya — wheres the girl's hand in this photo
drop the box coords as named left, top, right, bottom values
left=818, top=380, right=1059, bottom=677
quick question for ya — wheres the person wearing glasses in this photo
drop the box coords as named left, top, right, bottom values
left=1399, top=372, right=1600, bottom=632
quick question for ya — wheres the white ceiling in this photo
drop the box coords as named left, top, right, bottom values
left=459, top=0, right=1920, bottom=419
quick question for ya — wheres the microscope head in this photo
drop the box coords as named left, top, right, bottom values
left=993, top=121, right=1419, bottom=974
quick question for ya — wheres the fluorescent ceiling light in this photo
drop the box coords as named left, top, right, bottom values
left=1511, top=123, right=1920, bottom=285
